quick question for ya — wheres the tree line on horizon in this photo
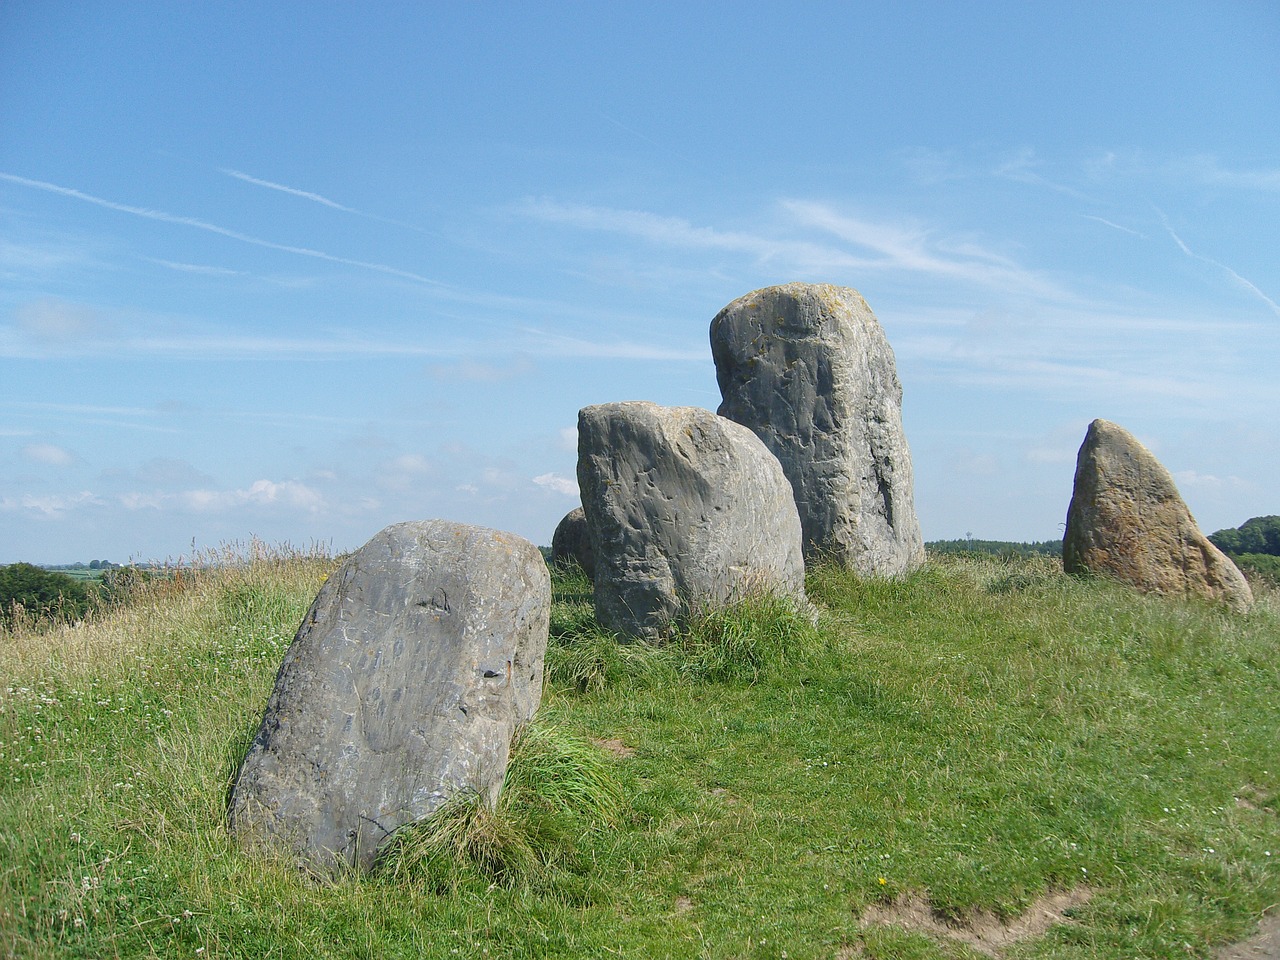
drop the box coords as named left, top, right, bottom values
left=1208, top=515, right=1280, bottom=583
left=0, top=562, right=153, bottom=627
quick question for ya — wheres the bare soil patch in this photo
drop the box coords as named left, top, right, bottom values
left=1218, top=911, right=1280, bottom=960
left=858, top=888, right=1093, bottom=958
left=593, top=737, right=634, bottom=758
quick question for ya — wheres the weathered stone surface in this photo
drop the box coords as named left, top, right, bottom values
left=228, top=520, right=550, bottom=873
left=711, top=282, right=924, bottom=576
left=550, top=506, right=595, bottom=579
left=577, top=401, right=806, bottom=639
left=1063, top=419, right=1253, bottom=611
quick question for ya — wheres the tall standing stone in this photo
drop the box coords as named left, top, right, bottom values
left=711, top=282, right=924, bottom=576
left=577, top=401, right=806, bottom=640
left=1063, top=419, right=1253, bottom=611
left=228, top=520, right=551, bottom=873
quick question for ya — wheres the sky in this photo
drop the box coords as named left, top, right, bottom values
left=2, top=2, right=1278, bottom=565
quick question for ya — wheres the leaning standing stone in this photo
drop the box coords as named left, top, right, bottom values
left=227, top=520, right=551, bottom=873
left=577, top=401, right=806, bottom=640
left=711, top=282, right=925, bottom=576
left=1063, top=419, right=1253, bottom=611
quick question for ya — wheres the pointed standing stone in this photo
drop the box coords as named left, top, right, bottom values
left=1063, top=419, right=1252, bottom=611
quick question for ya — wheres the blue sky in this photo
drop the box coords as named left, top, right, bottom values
left=2, top=2, right=1277, bottom=564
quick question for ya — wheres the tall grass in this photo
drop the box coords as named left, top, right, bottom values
left=1, top=546, right=1277, bottom=958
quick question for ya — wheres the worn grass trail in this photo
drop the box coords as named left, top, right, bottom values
left=1, top=550, right=1277, bottom=958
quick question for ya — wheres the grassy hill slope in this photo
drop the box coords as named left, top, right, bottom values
left=1, top=547, right=1277, bottom=958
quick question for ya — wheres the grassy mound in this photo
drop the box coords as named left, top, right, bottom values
left=1, top=548, right=1277, bottom=958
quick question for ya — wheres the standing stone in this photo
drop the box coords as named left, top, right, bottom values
left=1063, top=419, right=1253, bottom=611
left=577, top=401, right=806, bottom=640
left=711, top=282, right=924, bottom=576
left=550, top=506, right=596, bottom=579
left=228, top=520, right=551, bottom=873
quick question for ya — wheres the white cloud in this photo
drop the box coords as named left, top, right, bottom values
left=1173, top=470, right=1248, bottom=492
left=1, top=491, right=103, bottom=518
left=14, top=298, right=104, bottom=342
left=21, top=442, right=76, bottom=466
left=532, top=472, right=578, bottom=496
left=425, top=357, right=535, bottom=383
left=119, top=479, right=325, bottom=514
left=377, top=454, right=435, bottom=492
left=558, top=427, right=578, bottom=451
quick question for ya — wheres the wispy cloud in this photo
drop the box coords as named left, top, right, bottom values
left=520, top=328, right=706, bottom=361
left=2, top=400, right=179, bottom=433
left=0, top=171, right=447, bottom=287
left=519, top=195, right=1072, bottom=302
left=783, top=200, right=1070, bottom=300
left=994, top=148, right=1099, bottom=202
left=515, top=197, right=871, bottom=272
left=1173, top=156, right=1280, bottom=193
left=143, top=257, right=244, bottom=276
left=1157, top=209, right=1280, bottom=317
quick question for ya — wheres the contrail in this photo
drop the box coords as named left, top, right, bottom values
left=1156, top=207, right=1280, bottom=317
left=218, top=166, right=436, bottom=234
left=0, top=171, right=446, bottom=286
left=220, top=168, right=358, bottom=212
left=1082, top=214, right=1146, bottom=239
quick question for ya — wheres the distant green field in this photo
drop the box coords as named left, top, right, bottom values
left=43, top=566, right=105, bottom=583
left=1, top=550, right=1277, bottom=958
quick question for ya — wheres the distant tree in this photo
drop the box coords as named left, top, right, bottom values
left=0, top=563, right=92, bottom=625
left=926, top=539, right=1063, bottom=558
left=1209, top=516, right=1280, bottom=557
left=89, top=559, right=101, bottom=570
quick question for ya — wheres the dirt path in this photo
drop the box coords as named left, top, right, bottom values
left=1219, top=913, right=1280, bottom=960
left=858, top=891, right=1280, bottom=959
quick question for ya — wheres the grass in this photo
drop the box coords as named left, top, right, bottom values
left=1, top=547, right=1278, bottom=958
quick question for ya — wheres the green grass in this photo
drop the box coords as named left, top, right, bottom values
left=1, top=548, right=1277, bottom=958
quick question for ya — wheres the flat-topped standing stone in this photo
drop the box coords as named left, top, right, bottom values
left=1063, top=419, right=1253, bottom=611
left=551, top=506, right=596, bottom=579
left=227, top=520, right=551, bottom=873
left=711, top=282, right=924, bottom=576
left=577, top=401, right=806, bottom=640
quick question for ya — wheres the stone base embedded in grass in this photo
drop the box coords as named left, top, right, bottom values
left=227, top=520, right=550, bottom=873
left=577, top=401, right=806, bottom=640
